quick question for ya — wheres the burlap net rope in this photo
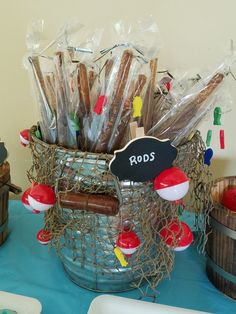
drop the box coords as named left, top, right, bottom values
left=27, top=127, right=212, bottom=297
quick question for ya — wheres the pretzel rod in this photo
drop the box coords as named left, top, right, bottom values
left=95, top=50, right=133, bottom=152
left=151, top=72, right=224, bottom=141
left=105, top=58, right=114, bottom=79
left=88, top=70, right=97, bottom=90
left=151, top=93, right=170, bottom=127
left=45, top=74, right=57, bottom=112
left=77, top=63, right=90, bottom=115
left=30, top=56, right=51, bottom=108
left=111, top=74, right=147, bottom=151
left=142, top=58, right=158, bottom=133
left=54, top=52, right=69, bottom=146
left=29, top=56, right=55, bottom=142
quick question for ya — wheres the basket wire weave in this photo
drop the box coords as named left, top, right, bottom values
left=27, top=127, right=212, bottom=295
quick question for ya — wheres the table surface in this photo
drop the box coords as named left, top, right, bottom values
left=0, top=200, right=235, bottom=314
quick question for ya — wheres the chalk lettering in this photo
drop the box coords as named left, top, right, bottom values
left=129, top=155, right=138, bottom=166
left=129, top=152, right=156, bottom=166
left=143, top=154, right=149, bottom=162
left=137, top=155, right=142, bottom=162
left=150, top=152, right=155, bottom=161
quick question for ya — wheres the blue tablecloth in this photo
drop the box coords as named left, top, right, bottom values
left=0, top=200, right=235, bottom=314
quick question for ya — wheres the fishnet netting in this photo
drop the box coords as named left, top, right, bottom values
left=27, top=126, right=212, bottom=296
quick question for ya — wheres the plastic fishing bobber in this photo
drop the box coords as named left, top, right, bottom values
left=28, top=183, right=56, bottom=212
left=21, top=187, right=40, bottom=213
left=116, top=230, right=140, bottom=258
left=154, top=167, right=189, bottom=202
left=19, top=129, right=30, bottom=146
left=222, top=188, right=236, bottom=212
left=36, top=229, right=52, bottom=245
left=160, top=220, right=193, bottom=251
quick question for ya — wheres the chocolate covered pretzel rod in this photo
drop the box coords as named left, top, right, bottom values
left=30, top=56, right=50, bottom=106
left=45, top=74, right=56, bottom=112
left=77, top=63, right=91, bottom=150
left=141, top=58, right=158, bottom=133
left=104, top=58, right=114, bottom=90
left=29, top=56, right=56, bottom=143
left=77, top=63, right=91, bottom=115
left=150, top=72, right=224, bottom=142
left=95, top=50, right=133, bottom=153
left=105, top=59, right=114, bottom=79
left=88, top=70, right=97, bottom=90
left=110, top=74, right=147, bottom=151
left=54, top=51, right=69, bottom=146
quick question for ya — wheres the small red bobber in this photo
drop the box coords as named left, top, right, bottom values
left=116, top=230, right=140, bottom=258
left=160, top=220, right=193, bottom=251
left=154, top=167, right=189, bottom=202
left=28, top=183, right=56, bottom=213
left=20, top=129, right=30, bottom=146
left=36, top=229, right=52, bottom=245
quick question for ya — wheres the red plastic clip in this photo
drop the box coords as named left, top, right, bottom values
left=93, top=95, right=107, bottom=115
left=220, top=130, right=225, bottom=149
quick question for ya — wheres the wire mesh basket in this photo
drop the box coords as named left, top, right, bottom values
left=28, top=126, right=211, bottom=293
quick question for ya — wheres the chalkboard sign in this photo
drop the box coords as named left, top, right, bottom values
left=109, top=136, right=178, bottom=182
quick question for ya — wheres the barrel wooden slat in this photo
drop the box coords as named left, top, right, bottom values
left=206, top=176, right=236, bottom=300
left=0, top=162, right=10, bottom=246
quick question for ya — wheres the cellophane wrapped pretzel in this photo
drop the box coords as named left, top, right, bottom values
left=25, top=18, right=162, bottom=151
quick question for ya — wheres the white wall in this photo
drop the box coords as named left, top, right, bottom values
left=0, top=0, right=235, bottom=193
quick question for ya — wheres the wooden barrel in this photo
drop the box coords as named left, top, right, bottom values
left=0, top=162, right=10, bottom=245
left=206, top=176, right=236, bottom=300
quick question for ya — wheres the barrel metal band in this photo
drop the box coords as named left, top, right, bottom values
left=210, top=216, right=236, bottom=240
left=0, top=219, right=8, bottom=233
left=206, top=256, right=236, bottom=284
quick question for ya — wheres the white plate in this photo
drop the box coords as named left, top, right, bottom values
left=87, top=295, right=211, bottom=314
left=0, top=291, right=42, bottom=314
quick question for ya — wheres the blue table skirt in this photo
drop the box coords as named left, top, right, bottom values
left=0, top=200, right=235, bottom=314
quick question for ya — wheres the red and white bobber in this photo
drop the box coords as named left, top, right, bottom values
left=160, top=220, right=193, bottom=251
left=20, top=129, right=30, bottom=146
left=21, top=187, right=40, bottom=214
left=154, top=167, right=189, bottom=202
left=28, top=183, right=56, bottom=213
left=36, top=229, right=52, bottom=245
left=116, top=230, right=140, bottom=258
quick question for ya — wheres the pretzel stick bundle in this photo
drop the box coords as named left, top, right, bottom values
left=95, top=50, right=134, bottom=153
left=149, top=72, right=224, bottom=143
left=110, top=74, right=147, bottom=152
